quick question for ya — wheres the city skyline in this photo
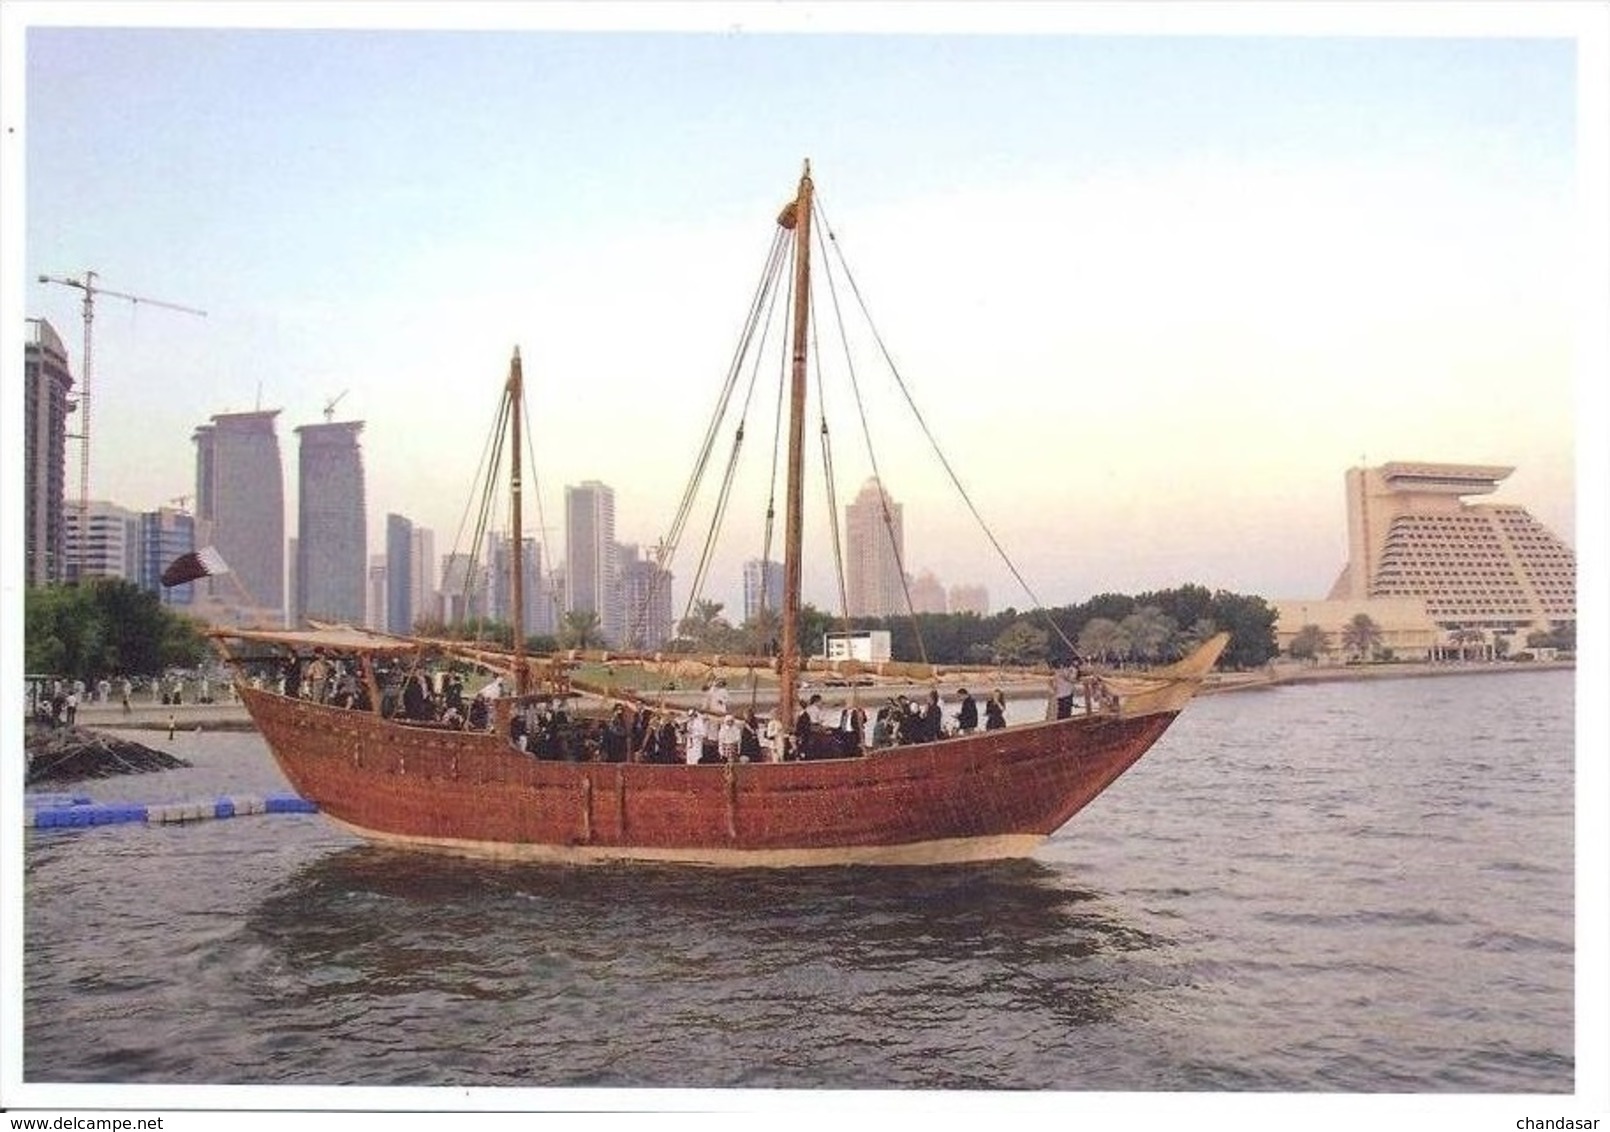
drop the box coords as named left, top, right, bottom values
left=7, top=8, right=1598, bottom=623
left=21, top=365, right=1024, bottom=627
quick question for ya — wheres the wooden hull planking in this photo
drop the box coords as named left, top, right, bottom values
left=242, top=687, right=1182, bottom=866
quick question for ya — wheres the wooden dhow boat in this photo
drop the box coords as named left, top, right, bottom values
left=209, top=164, right=1228, bottom=867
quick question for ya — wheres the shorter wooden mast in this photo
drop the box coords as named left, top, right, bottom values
left=508, top=347, right=527, bottom=697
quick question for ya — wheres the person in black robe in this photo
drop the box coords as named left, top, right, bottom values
left=740, top=711, right=764, bottom=762
left=657, top=716, right=680, bottom=764
left=984, top=690, right=1007, bottom=731
left=603, top=706, right=629, bottom=762
left=919, top=690, right=943, bottom=743
left=794, top=705, right=814, bottom=760
left=956, top=689, right=979, bottom=734
left=402, top=670, right=430, bottom=720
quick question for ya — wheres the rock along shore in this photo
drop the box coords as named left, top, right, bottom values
left=24, top=721, right=192, bottom=786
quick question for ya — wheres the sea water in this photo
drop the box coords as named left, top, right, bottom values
left=20, top=669, right=1576, bottom=1098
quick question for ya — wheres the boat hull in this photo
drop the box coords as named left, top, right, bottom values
left=241, top=688, right=1186, bottom=866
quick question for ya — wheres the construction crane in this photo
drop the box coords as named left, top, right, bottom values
left=37, top=270, right=206, bottom=579
left=323, top=389, right=349, bottom=423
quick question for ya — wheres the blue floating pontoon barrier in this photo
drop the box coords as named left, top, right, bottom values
left=25, top=792, right=318, bottom=830
left=24, top=793, right=94, bottom=809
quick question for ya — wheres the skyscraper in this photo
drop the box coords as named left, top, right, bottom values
left=367, top=555, right=387, bottom=630
left=619, top=543, right=673, bottom=650
left=193, top=409, right=286, bottom=622
left=410, top=526, right=436, bottom=627
left=294, top=420, right=367, bottom=626
left=384, top=514, right=415, bottom=633
left=845, top=477, right=905, bottom=618
left=488, top=533, right=550, bottom=639
left=24, top=318, right=74, bottom=587
left=140, top=505, right=197, bottom=605
left=438, top=551, right=488, bottom=625
left=63, top=500, right=139, bottom=583
left=742, top=558, right=783, bottom=624
left=565, top=480, right=619, bottom=644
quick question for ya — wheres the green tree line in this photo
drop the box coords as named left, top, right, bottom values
left=664, top=582, right=1278, bottom=670
left=27, top=579, right=1277, bottom=686
left=24, top=580, right=210, bottom=683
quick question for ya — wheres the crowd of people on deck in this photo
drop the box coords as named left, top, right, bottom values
left=258, top=646, right=1113, bottom=765
left=275, top=649, right=375, bottom=713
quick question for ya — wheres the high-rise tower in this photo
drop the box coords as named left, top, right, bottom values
left=23, top=318, right=74, bottom=587
left=294, top=420, right=367, bottom=626
left=845, top=477, right=905, bottom=618
left=63, top=500, right=139, bottom=582
left=742, top=558, right=783, bottom=625
left=385, top=513, right=415, bottom=634
left=410, top=526, right=436, bottom=627
left=565, top=480, right=619, bottom=644
left=620, top=543, right=673, bottom=650
left=141, top=505, right=197, bottom=605
left=193, top=410, right=285, bottom=622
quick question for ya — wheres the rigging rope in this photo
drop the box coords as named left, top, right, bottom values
left=814, top=196, right=1080, bottom=658
left=444, top=385, right=513, bottom=641
left=757, top=271, right=791, bottom=627
left=811, top=203, right=931, bottom=668
left=676, top=227, right=793, bottom=633
left=807, top=268, right=853, bottom=635
left=464, top=393, right=510, bottom=642
left=518, top=369, right=563, bottom=641
left=644, top=225, right=791, bottom=640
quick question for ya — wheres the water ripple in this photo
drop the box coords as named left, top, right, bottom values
left=23, top=672, right=1575, bottom=1094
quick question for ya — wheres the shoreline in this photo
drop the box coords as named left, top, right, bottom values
left=1202, top=658, right=1576, bottom=695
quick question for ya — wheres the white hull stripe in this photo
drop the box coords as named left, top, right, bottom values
left=325, top=814, right=1045, bottom=868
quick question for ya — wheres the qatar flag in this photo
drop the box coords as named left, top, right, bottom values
left=160, top=546, right=231, bottom=588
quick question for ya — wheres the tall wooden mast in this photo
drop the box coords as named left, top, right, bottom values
left=508, top=347, right=528, bottom=696
left=777, top=161, right=814, bottom=733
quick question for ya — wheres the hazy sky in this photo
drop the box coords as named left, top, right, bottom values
left=5, top=2, right=1602, bottom=621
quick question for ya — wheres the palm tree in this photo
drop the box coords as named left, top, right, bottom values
left=740, top=606, right=781, bottom=656
left=1339, top=613, right=1382, bottom=661
left=677, top=599, right=731, bottom=651
left=560, top=610, right=602, bottom=650
left=1288, top=623, right=1331, bottom=664
left=1448, top=627, right=1485, bottom=661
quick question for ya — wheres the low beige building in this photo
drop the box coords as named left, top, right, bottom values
left=1274, top=597, right=1441, bottom=662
